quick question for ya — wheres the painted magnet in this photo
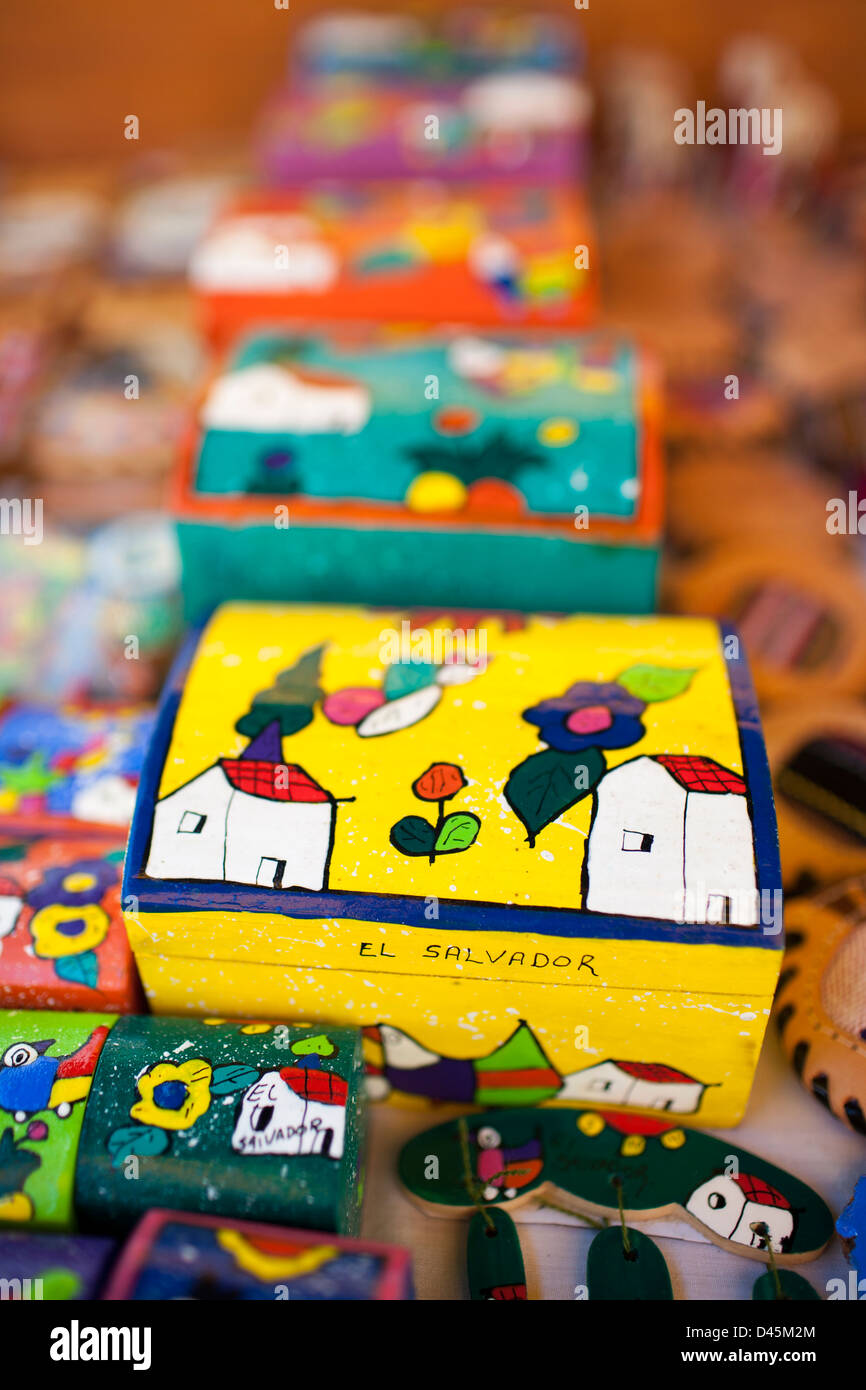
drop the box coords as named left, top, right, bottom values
left=398, top=1109, right=834, bottom=1263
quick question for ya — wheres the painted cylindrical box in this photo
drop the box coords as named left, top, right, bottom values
left=75, top=1015, right=366, bottom=1236
left=0, top=1009, right=115, bottom=1229
left=174, top=330, right=661, bottom=620
left=122, top=604, right=784, bottom=1129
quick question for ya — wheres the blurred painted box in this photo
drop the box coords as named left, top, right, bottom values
left=0, top=701, right=153, bottom=834
left=0, top=1230, right=116, bottom=1299
left=103, top=1209, right=412, bottom=1300
left=174, top=330, right=661, bottom=619
left=257, top=72, right=590, bottom=185
left=0, top=834, right=143, bottom=1012
left=122, top=603, right=782, bottom=1128
left=190, top=185, right=598, bottom=349
left=293, top=9, right=583, bottom=83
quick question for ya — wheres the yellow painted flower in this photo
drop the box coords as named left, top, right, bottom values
left=660, top=1129, right=686, bottom=1150
left=29, top=903, right=110, bottom=959
left=501, top=351, right=562, bottom=395
left=130, top=1058, right=212, bottom=1131
left=537, top=417, right=578, bottom=448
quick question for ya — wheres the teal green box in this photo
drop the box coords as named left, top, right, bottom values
left=174, top=332, right=663, bottom=619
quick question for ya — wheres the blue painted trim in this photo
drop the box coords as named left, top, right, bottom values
left=123, top=613, right=783, bottom=951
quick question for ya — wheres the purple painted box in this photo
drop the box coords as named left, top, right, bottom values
left=257, top=73, right=590, bottom=186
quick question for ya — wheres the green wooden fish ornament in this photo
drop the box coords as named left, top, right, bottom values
left=398, top=1108, right=834, bottom=1264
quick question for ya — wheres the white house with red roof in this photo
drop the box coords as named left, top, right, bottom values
left=686, top=1172, right=794, bottom=1253
left=584, top=753, right=758, bottom=925
left=557, top=1057, right=709, bottom=1113
left=144, top=721, right=335, bottom=891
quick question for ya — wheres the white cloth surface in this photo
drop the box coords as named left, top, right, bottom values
left=359, top=1029, right=863, bottom=1300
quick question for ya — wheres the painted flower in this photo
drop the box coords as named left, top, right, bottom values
left=28, top=859, right=117, bottom=910
left=413, top=763, right=467, bottom=801
left=523, top=681, right=646, bottom=752
left=29, top=902, right=110, bottom=959
left=130, top=1058, right=213, bottom=1131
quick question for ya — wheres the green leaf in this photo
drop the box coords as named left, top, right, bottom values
left=617, top=664, right=696, bottom=703
left=405, top=429, right=546, bottom=487
left=504, top=747, right=604, bottom=847
left=210, top=1064, right=261, bottom=1095
left=382, top=660, right=436, bottom=700
left=434, top=813, right=480, bottom=854
left=106, top=1124, right=170, bottom=1168
left=587, top=1227, right=673, bottom=1300
left=236, top=704, right=312, bottom=740
left=389, top=816, right=437, bottom=857
left=54, top=952, right=99, bottom=990
left=0, top=1128, right=40, bottom=1196
left=292, top=1034, right=337, bottom=1058
left=40, top=1269, right=83, bottom=1301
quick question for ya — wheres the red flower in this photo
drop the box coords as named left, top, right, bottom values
left=413, top=763, right=467, bottom=802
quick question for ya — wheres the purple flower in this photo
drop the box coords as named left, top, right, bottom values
left=523, top=681, right=646, bottom=752
left=27, top=858, right=118, bottom=910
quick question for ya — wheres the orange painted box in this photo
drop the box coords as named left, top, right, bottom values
left=190, top=184, right=598, bottom=350
left=0, top=834, right=143, bottom=1013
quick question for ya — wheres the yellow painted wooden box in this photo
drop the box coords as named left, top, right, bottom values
left=123, top=604, right=783, bottom=1127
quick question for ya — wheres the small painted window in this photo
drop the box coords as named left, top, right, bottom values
left=707, top=893, right=732, bottom=924
left=178, top=811, right=206, bottom=834
left=622, top=830, right=654, bottom=852
left=257, top=857, right=287, bottom=889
